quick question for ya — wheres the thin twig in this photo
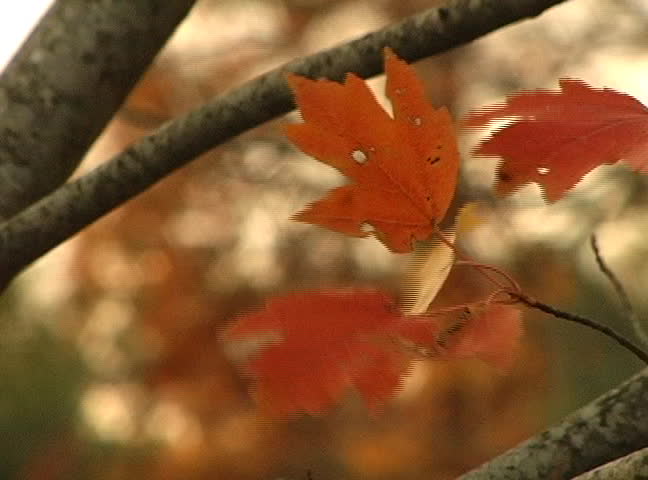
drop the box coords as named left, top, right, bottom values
left=432, top=226, right=648, bottom=363
left=513, top=293, right=648, bottom=364
left=455, top=259, right=521, bottom=294
left=432, top=225, right=521, bottom=294
left=590, top=233, right=648, bottom=347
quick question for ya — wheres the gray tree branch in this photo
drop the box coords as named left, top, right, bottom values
left=0, top=0, right=196, bottom=221
left=572, top=447, right=648, bottom=479
left=0, top=0, right=569, bottom=289
left=460, top=366, right=648, bottom=479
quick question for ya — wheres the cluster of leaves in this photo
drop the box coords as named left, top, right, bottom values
left=227, top=289, right=521, bottom=417
left=226, top=47, right=648, bottom=417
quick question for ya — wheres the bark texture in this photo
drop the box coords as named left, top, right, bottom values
left=460, top=367, right=648, bottom=479
left=0, top=0, right=196, bottom=221
left=572, top=447, right=648, bottom=479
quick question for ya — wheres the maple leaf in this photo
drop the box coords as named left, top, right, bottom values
left=225, top=288, right=522, bottom=417
left=226, top=289, right=409, bottom=416
left=463, top=78, right=648, bottom=202
left=284, top=48, right=460, bottom=253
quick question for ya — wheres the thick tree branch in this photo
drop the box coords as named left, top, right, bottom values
left=460, top=366, right=648, bottom=479
left=0, top=0, right=569, bottom=288
left=571, top=447, right=648, bottom=479
left=0, top=0, right=196, bottom=221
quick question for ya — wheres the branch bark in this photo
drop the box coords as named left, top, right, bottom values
left=0, top=0, right=196, bottom=221
left=0, top=0, right=569, bottom=289
left=571, top=447, right=648, bottom=479
left=460, top=366, right=648, bottom=479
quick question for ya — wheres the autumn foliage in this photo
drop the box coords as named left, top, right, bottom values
left=225, top=43, right=648, bottom=417
left=228, top=289, right=522, bottom=416
left=283, top=48, right=460, bottom=253
left=464, top=78, right=648, bottom=201
left=227, top=49, right=526, bottom=417
left=18, top=2, right=648, bottom=478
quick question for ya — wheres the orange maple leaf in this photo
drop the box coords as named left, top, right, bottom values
left=284, top=48, right=460, bottom=253
left=463, top=78, right=648, bottom=202
left=226, top=289, right=522, bottom=417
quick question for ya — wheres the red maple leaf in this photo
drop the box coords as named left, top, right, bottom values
left=225, top=289, right=522, bottom=417
left=284, top=48, right=460, bottom=253
left=463, top=78, right=648, bottom=201
left=226, top=289, right=408, bottom=416
left=440, top=304, right=523, bottom=371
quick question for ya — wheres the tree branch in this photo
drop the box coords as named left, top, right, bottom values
left=571, top=447, right=648, bottom=479
left=514, top=293, right=648, bottom=364
left=460, top=367, right=648, bottom=479
left=0, top=0, right=196, bottom=221
left=590, top=234, right=648, bottom=347
left=0, top=0, right=569, bottom=289
left=573, top=448, right=648, bottom=480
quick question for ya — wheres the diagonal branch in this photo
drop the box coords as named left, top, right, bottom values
left=515, top=293, right=648, bottom=364
left=571, top=446, right=648, bottom=479
left=460, top=366, right=648, bottom=479
left=0, top=0, right=569, bottom=290
left=0, top=0, right=197, bottom=221
left=590, top=234, right=648, bottom=347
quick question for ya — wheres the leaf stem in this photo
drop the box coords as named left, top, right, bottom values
left=432, top=226, right=521, bottom=293
left=431, top=225, right=648, bottom=364
left=455, top=260, right=521, bottom=295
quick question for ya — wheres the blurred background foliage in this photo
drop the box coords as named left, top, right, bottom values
left=3, top=0, right=648, bottom=478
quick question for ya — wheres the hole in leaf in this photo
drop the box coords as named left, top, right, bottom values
left=412, top=117, right=422, bottom=126
left=351, top=150, right=368, bottom=164
left=537, top=167, right=550, bottom=176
